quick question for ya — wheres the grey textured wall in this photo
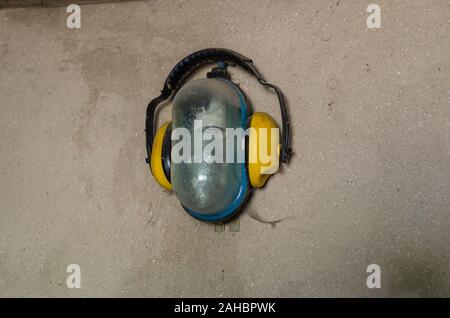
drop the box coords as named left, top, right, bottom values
left=0, top=0, right=137, bottom=8
left=0, top=0, right=449, bottom=297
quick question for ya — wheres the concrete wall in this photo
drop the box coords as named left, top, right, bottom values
left=0, top=0, right=137, bottom=8
left=0, top=0, right=449, bottom=297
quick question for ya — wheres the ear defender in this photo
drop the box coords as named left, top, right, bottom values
left=150, top=121, right=172, bottom=191
left=248, top=112, right=281, bottom=188
left=145, top=48, right=291, bottom=222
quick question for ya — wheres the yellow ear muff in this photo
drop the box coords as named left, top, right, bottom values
left=151, top=121, right=172, bottom=191
left=248, top=112, right=281, bottom=188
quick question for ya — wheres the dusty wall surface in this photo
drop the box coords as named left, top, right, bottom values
left=0, top=0, right=449, bottom=297
left=0, top=0, right=134, bottom=8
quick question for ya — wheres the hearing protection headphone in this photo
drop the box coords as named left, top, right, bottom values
left=145, top=48, right=291, bottom=222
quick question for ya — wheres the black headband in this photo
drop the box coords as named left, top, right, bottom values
left=145, top=48, right=291, bottom=164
